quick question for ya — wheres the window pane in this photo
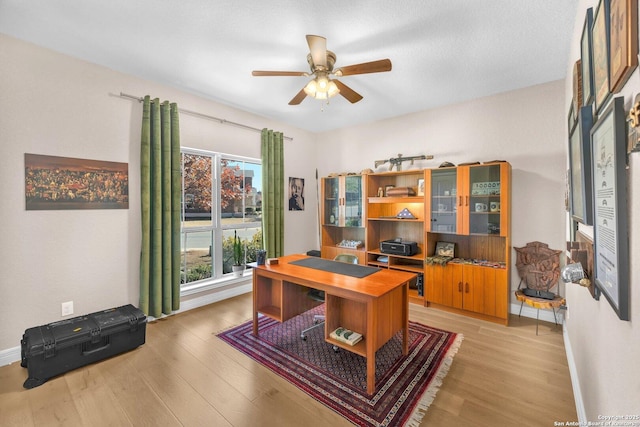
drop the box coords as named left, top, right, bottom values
left=183, top=153, right=212, bottom=228
left=181, top=230, right=213, bottom=283
left=180, top=150, right=261, bottom=288
left=221, top=159, right=262, bottom=226
left=222, top=227, right=262, bottom=274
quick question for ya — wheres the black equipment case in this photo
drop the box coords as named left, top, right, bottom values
left=21, top=304, right=146, bottom=389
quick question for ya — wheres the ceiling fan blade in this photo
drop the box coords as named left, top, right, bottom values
left=288, top=88, right=307, bottom=105
left=306, top=34, right=327, bottom=68
left=333, top=80, right=363, bottom=103
left=252, top=70, right=308, bottom=77
left=334, top=59, right=392, bottom=76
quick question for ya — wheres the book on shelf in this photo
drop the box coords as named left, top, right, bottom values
left=330, top=327, right=363, bottom=346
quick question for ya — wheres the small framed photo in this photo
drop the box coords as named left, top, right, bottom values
left=417, top=178, right=425, bottom=196
left=435, top=241, right=455, bottom=257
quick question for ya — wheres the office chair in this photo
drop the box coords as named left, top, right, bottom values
left=300, top=254, right=358, bottom=340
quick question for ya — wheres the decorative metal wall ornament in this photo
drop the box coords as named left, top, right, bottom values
left=626, top=93, right=640, bottom=153
left=514, top=242, right=562, bottom=292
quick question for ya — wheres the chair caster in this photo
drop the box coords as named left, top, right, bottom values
left=301, top=334, right=307, bottom=340
left=333, top=345, right=339, bottom=353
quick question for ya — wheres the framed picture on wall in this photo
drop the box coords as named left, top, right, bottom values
left=572, top=60, right=583, bottom=112
left=568, top=102, right=576, bottom=130
left=288, top=177, right=305, bottom=211
left=609, top=0, right=638, bottom=93
left=589, top=96, right=629, bottom=320
left=593, top=0, right=611, bottom=115
left=581, top=7, right=595, bottom=106
left=24, top=153, right=129, bottom=210
left=568, top=105, right=594, bottom=225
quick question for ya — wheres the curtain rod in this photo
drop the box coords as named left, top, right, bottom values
left=113, top=92, right=293, bottom=141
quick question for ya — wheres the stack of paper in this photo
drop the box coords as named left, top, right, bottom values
left=330, top=327, right=363, bottom=346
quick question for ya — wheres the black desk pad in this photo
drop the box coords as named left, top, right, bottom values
left=289, top=257, right=379, bottom=278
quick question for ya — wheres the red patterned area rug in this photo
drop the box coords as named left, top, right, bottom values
left=217, top=305, right=462, bottom=426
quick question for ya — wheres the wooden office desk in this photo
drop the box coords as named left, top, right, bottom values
left=252, top=254, right=416, bottom=394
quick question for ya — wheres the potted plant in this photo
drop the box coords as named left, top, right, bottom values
left=232, top=230, right=245, bottom=277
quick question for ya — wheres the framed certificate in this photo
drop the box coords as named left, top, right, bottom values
left=589, top=96, right=629, bottom=320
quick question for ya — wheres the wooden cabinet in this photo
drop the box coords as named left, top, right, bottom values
left=424, top=161, right=511, bottom=325
left=426, top=263, right=509, bottom=324
left=365, top=170, right=426, bottom=304
left=321, top=175, right=366, bottom=264
left=459, top=162, right=510, bottom=236
left=427, top=162, right=510, bottom=236
left=427, top=166, right=459, bottom=234
left=321, top=162, right=511, bottom=324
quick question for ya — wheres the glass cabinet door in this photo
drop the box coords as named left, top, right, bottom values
left=344, top=175, right=363, bottom=227
left=430, top=169, right=457, bottom=233
left=323, top=177, right=339, bottom=225
left=468, top=164, right=502, bottom=235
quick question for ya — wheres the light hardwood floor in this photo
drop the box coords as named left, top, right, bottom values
left=0, top=293, right=578, bottom=426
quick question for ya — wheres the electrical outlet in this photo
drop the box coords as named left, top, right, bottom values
left=61, top=301, right=74, bottom=317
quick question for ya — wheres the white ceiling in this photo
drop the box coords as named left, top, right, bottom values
left=0, top=0, right=578, bottom=133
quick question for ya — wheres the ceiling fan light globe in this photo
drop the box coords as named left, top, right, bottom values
left=327, top=80, right=340, bottom=98
left=303, top=79, right=318, bottom=97
left=303, top=76, right=340, bottom=100
left=317, top=76, right=329, bottom=90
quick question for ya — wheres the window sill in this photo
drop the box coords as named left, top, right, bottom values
left=180, top=271, right=251, bottom=297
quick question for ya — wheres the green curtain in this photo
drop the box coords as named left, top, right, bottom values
left=261, top=129, right=284, bottom=258
left=140, top=96, right=181, bottom=317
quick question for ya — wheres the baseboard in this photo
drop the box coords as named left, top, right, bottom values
left=3, top=289, right=554, bottom=368
left=509, top=302, right=564, bottom=324
left=0, top=283, right=252, bottom=367
left=563, top=322, right=587, bottom=423
left=0, top=345, right=21, bottom=367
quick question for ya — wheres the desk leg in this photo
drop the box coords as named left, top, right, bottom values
left=252, top=270, right=259, bottom=336
left=366, top=300, right=375, bottom=395
left=402, top=282, right=409, bottom=356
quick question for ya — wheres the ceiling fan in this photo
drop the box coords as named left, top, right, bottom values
left=252, top=35, right=392, bottom=105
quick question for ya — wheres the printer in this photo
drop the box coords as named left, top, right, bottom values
left=380, top=239, right=418, bottom=256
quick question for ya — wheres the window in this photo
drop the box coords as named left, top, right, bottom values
left=180, top=148, right=262, bottom=289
